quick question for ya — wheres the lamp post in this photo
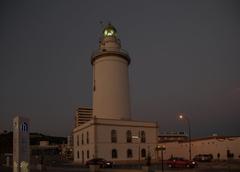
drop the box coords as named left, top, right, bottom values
left=156, top=145, right=166, bottom=172
left=177, top=112, right=192, bottom=160
left=132, top=135, right=140, bottom=163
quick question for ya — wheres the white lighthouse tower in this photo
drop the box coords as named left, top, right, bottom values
left=73, top=23, right=158, bottom=164
left=91, top=23, right=131, bottom=120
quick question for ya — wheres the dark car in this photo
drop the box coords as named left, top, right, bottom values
left=193, top=154, right=213, bottom=162
left=86, top=158, right=113, bottom=168
left=166, top=157, right=197, bottom=168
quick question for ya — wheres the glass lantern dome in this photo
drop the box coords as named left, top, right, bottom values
left=103, top=23, right=117, bottom=37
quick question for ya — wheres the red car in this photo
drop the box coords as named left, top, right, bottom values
left=166, top=157, right=197, bottom=168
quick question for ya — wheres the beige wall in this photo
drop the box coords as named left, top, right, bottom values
left=96, top=124, right=157, bottom=162
left=73, top=118, right=158, bottom=164
left=73, top=121, right=96, bottom=163
left=158, top=137, right=240, bottom=160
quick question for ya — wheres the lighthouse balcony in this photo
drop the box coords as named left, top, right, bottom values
left=91, top=48, right=130, bottom=64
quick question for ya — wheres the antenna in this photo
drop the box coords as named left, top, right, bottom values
left=99, top=21, right=104, bottom=29
left=99, top=21, right=105, bottom=41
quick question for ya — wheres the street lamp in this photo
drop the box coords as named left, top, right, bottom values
left=132, top=135, right=141, bottom=163
left=156, top=145, right=166, bottom=172
left=177, top=112, right=192, bottom=160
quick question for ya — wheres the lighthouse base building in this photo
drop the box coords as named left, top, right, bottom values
left=73, top=118, right=158, bottom=164
left=73, top=24, right=159, bottom=164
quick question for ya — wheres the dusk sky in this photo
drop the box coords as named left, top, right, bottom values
left=1, top=1, right=240, bottom=137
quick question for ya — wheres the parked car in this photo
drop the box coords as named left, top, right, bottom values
left=86, top=158, right=113, bottom=168
left=166, top=157, right=197, bottom=168
left=193, top=154, right=213, bottom=162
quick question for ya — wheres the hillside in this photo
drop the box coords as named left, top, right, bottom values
left=0, top=132, right=67, bottom=154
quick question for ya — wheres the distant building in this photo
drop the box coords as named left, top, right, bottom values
left=67, top=135, right=73, bottom=147
left=75, top=107, right=92, bottom=127
left=157, top=136, right=240, bottom=160
left=73, top=24, right=158, bottom=164
left=158, top=132, right=188, bottom=143
left=31, top=141, right=60, bottom=157
left=30, top=140, right=65, bottom=166
left=62, top=135, right=74, bottom=160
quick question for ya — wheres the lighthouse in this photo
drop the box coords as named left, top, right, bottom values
left=91, top=23, right=131, bottom=120
left=73, top=24, right=158, bottom=163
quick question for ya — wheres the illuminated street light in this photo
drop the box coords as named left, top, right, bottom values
left=156, top=145, right=166, bottom=172
left=132, top=135, right=140, bottom=163
left=177, top=112, right=192, bottom=160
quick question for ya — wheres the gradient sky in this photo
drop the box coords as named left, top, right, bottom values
left=1, top=1, right=240, bottom=137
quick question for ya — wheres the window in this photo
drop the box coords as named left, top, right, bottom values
left=111, top=130, right=117, bottom=143
left=112, top=149, right=118, bottom=158
left=77, top=135, right=79, bottom=146
left=141, top=131, right=146, bottom=143
left=126, top=130, right=132, bottom=143
left=127, top=149, right=133, bottom=158
left=21, top=122, right=28, bottom=132
left=86, top=132, right=89, bottom=144
left=82, top=133, right=84, bottom=145
left=87, top=150, right=89, bottom=159
left=82, top=151, right=84, bottom=163
left=77, top=150, right=79, bottom=159
left=141, top=149, right=146, bottom=158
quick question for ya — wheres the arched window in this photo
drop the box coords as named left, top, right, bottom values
left=126, top=130, right=132, bottom=143
left=141, top=149, right=146, bottom=158
left=141, top=131, right=146, bottom=143
left=112, top=149, right=118, bottom=158
left=82, top=151, right=84, bottom=163
left=127, top=149, right=133, bottom=158
left=77, top=135, right=79, bottom=146
left=111, top=130, right=117, bottom=143
left=77, top=150, right=79, bottom=159
left=21, top=122, right=28, bottom=132
left=86, top=132, right=89, bottom=144
left=82, top=133, right=84, bottom=145
left=87, top=150, right=89, bottom=159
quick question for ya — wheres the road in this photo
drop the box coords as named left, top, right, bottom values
left=1, top=161, right=240, bottom=172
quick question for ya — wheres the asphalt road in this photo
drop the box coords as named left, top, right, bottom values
left=1, top=161, right=240, bottom=172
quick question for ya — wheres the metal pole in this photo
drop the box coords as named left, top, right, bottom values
left=184, top=114, right=191, bottom=160
left=188, top=119, right=192, bottom=160
left=161, top=149, right=164, bottom=172
left=177, top=112, right=192, bottom=160
left=139, top=143, right=140, bottom=163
